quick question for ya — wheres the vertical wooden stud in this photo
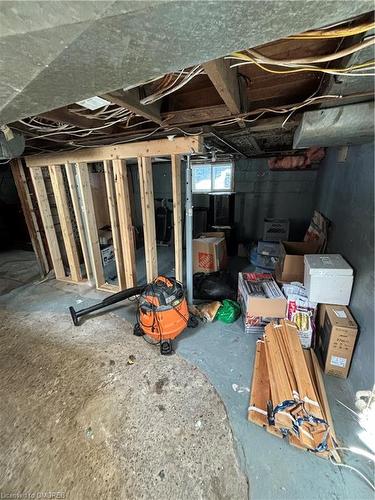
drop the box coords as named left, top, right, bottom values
left=112, top=159, right=136, bottom=287
left=104, top=160, right=126, bottom=289
left=76, top=163, right=105, bottom=287
left=29, top=166, right=65, bottom=279
left=171, top=154, right=183, bottom=282
left=138, top=156, right=157, bottom=282
left=11, top=159, right=49, bottom=276
left=65, top=162, right=92, bottom=280
left=49, top=164, right=82, bottom=282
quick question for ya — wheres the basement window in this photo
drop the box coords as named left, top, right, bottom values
left=192, top=160, right=234, bottom=194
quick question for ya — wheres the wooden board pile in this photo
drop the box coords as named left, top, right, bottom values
left=248, top=319, right=340, bottom=462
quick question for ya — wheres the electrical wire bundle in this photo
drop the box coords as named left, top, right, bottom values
left=140, top=65, right=204, bottom=105
left=226, top=35, right=375, bottom=77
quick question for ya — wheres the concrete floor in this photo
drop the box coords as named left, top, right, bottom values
left=0, top=249, right=374, bottom=499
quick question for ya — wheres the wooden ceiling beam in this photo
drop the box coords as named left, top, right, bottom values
left=39, top=107, right=116, bottom=134
left=102, top=89, right=162, bottom=125
left=162, top=104, right=231, bottom=127
left=202, top=58, right=242, bottom=115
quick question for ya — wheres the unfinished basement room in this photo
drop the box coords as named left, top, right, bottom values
left=0, top=2, right=374, bottom=499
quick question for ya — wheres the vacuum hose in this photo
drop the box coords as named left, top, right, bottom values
left=69, top=285, right=144, bottom=326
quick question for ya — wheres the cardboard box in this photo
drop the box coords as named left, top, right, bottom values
left=263, top=218, right=289, bottom=242
left=318, top=304, right=358, bottom=378
left=193, top=232, right=227, bottom=274
left=276, top=241, right=320, bottom=284
left=238, top=272, right=287, bottom=333
left=304, top=254, right=354, bottom=305
left=282, top=282, right=317, bottom=349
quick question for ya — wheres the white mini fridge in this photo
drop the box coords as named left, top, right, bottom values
left=304, top=254, right=354, bottom=305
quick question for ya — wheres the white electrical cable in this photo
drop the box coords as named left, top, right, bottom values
left=140, top=65, right=204, bottom=105
left=330, top=457, right=375, bottom=491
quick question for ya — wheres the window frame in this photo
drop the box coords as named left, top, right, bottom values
left=191, top=159, right=235, bottom=194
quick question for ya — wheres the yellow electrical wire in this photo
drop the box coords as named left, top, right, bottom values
left=288, top=21, right=375, bottom=39
left=229, top=52, right=375, bottom=75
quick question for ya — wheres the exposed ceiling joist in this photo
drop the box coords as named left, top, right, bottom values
left=202, top=58, right=242, bottom=115
left=2, top=1, right=370, bottom=125
left=102, top=90, right=162, bottom=125
left=39, top=107, right=116, bottom=134
left=162, top=105, right=231, bottom=127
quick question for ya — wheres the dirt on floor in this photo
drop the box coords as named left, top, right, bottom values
left=0, top=309, right=248, bottom=499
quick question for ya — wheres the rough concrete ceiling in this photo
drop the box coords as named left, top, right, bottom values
left=1, top=1, right=372, bottom=125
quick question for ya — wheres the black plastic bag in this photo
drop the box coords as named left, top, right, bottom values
left=193, top=271, right=236, bottom=301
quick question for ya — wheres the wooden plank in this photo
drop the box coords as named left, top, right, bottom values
left=65, top=163, right=92, bottom=280
left=171, top=154, right=183, bottom=282
left=102, top=89, right=162, bottom=124
left=311, top=349, right=341, bottom=463
left=138, top=156, right=158, bottom=282
left=29, top=167, right=65, bottom=280
left=248, top=340, right=270, bottom=427
left=281, top=320, right=322, bottom=417
left=76, top=163, right=105, bottom=287
left=103, top=160, right=126, bottom=290
left=25, top=136, right=203, bottom=167
left=202, top=58, right=242, bottom=114
left=48, top=165, right=82, bottom=282
left=113, top=159, right=136, bottom=287
left=11, top=159, right=49, bottom=276
left=162, top=105, right=231, bottom=126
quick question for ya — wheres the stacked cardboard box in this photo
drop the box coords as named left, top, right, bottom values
left=238, top=272, right=286, bottom=333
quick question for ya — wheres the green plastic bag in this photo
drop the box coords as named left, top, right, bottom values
left=216, top=299, right=241, bottom=323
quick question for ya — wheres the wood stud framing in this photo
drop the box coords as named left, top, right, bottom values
left=65, top=163, right=92, bottom=280
left=29, top=167, right=65, bottom=280
left=103, top=160, right=126, bottom=289
left=138, top=156, right=158, bottom=282
left=112, top=159, right=136, bottom=288
left=75, top=163, right=105, bottom=288
left=11, top=159, right=49, bottom=276
left=48, top=164, right=82, bottom=282
left=23, top=137, right=201, bottom=292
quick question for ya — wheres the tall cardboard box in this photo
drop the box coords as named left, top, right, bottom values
left=193, top=232, right=227, bottom=274
left=275, top=241, right=320, bottom=283
left=318, top=305, right=358, bottom=378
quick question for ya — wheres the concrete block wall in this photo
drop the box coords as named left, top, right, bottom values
left=143, top=158, right=318, bottom=244
left=313, top=143, right=375, bottom=394
left=234, top=159, right=318, bottom=242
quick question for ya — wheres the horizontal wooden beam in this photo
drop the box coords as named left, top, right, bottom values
left=25, top=136, right=203, bottom=168
left=202, top=58, right=241, bottom=115
left=102, top=89, right=162, bottom=125
left=162, top=105, right=231, bottom=126
left=40, top=107, right=115, bottom=134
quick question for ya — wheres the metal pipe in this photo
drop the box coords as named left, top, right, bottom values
left=185, top=153, right=193, bottom=304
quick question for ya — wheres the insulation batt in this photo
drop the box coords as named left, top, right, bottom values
left=268, top=147, right=325, bottom=169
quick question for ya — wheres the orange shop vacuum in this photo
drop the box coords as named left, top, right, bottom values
left=69, top=276, right=197, bottom=355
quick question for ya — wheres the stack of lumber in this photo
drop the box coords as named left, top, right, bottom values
left=248, top=319, right=340, bottom=462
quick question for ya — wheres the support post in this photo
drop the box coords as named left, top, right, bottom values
left=185, top=154, right=193, bottom=304
left=171, top=154, right=183, bottom=283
